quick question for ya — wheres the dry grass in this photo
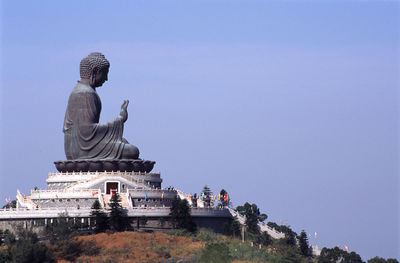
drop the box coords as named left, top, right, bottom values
left=58, top=231, right=204, bottom=263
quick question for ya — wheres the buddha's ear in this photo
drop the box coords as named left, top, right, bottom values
left=90, top=68, right=97, bottom=87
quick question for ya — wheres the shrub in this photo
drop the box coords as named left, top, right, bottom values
left=200, top=241, right=232, bottom=263
left=8, top=231, right=55, bottom=263
left=60, top=239, right=82, bottom=262
left=195, top=228, right=218, bottom=242
left=257, top=231, right=273, bottom=246
left=80, top=240, right=100, bottom=256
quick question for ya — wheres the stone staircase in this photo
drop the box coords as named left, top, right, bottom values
left=176, top=189, right=205, bottom=208
left=102, top=194, right=112, bottom=209
left=16, top=189, right=37, bottom=209
left=120, top=193, right=131, bottom=208
left=102, top=193, right=131, bottom=209
left=227, top=207, right=285, bottom=239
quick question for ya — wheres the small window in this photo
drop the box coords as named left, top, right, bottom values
left=138, top=199, right=141, bottom=202
left=59, top=199, right=63, bottom=202
left=52, top=199, right=55, bottom=202
left=76, top=199, right=79, bottom=202
left=67, top=199, right=71, bottom=202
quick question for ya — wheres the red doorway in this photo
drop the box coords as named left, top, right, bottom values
left=106, top=182, right=118, bottom=194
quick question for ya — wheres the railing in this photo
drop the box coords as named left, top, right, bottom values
left=31, top=189, right=98, bottom=194
left=0, top=207, right=91, bottom=212
left=29, top=189, right=100, bottom=199
left=0, top=206, right=233, bottom=221
left=48, top=171, right=160, bottom=178
left=0, top=206, right=232, bottom=220
left=0, top=206, right=229, bottom=213
left=128, top=188, right=176, bottom=193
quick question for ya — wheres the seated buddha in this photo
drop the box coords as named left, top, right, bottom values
left=63, top=52, right=140, bottom=160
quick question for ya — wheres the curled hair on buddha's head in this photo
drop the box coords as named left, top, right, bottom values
left=80, top=52, right=110, bottom=79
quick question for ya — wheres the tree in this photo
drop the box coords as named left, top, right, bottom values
left=368, top=257, right=399, bottom=263
left=318, top=246, right=363, bottom=263
left=266, top=222, right=297, bottom=246
left=257, top=231, right=273, bottom=246
left=2, top=200, right=16, bottom=209
left=8, top=230, right=55, bottom=263
left=0, top=229, right=16, bottom=246
left=222, top=219, right=241, bottom=237
left=236, top=202, right=268, bottom=235
left=202, top=185, right=212, bottom=207
left=108, top=193, right=130, bottom=231
left=90, top=200, right=109, bottom=233
left=345, top=252, right=363, bottom=263
left=284, top=229, right=297, bottom=246
left=44, top=212, right=79, bottom=243
left=318, top=247, right=343, bottom=263
left=299, top=230, right=311, bottom=256
left=169, top=197, right=197, bottom=232
left=58, top=238, right=82, bottom=262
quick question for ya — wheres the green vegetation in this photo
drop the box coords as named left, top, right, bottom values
left=51, top=237, right=100, bottom=262
left=318, top=246, right=363, bottom=263
left=168, top=227, right=313, bottom=263
left=200, top=241, right=232, bottom=263
left=90, top=199, right=109, bottom=233
left=223, top=218, right=241, bottom=238
left=0, top=230, right=54, bottom=263
left=299, top=230, right=311, bottom=257
left=367, top=257, right=399, bottom=263
left=236, top=202, right=268, bottom=235
left=44, top=212, right=81, bottom=243
left=169, top=196, right=197, bottom=232
left=108, top=192, right=131, bottom=231
left=1, top=199, right=395, bottom=262
left=267, top=221, right=297, bottom=245
left=1, top=200, right=16, bottom=209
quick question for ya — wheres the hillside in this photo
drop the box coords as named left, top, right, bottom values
left=1, top=227, right=398, bottom=263
left=60, top=231, right=203, bottom=263
left=51, top=229, right=314, bottom=263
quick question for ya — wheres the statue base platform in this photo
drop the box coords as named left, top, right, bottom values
left=54, top=159, right=155, bottom=173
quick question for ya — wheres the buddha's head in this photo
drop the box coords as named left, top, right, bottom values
left=80, top=52, right=110, bottom=88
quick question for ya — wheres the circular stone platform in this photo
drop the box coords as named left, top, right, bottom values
left=54, top=159, right=155, bottom=173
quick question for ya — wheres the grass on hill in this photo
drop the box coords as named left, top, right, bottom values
left=51, top=228, right=313, bottom=263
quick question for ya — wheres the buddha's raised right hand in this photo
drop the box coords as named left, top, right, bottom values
left=120, top=100, right=129, bottom=122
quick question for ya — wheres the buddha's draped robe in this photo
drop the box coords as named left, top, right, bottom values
left=63, top=83, right=125, bottom=160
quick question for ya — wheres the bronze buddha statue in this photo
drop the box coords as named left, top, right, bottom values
left=63, top=52, right=140, bottom=160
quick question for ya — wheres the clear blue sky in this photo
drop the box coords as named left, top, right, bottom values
left=0, top=1, right=398, bottom=260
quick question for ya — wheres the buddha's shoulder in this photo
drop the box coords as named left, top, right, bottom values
left=72, top=83, right=96, bottom=95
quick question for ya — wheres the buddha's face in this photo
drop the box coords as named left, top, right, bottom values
left=93, top=67, right=109, bottom=87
